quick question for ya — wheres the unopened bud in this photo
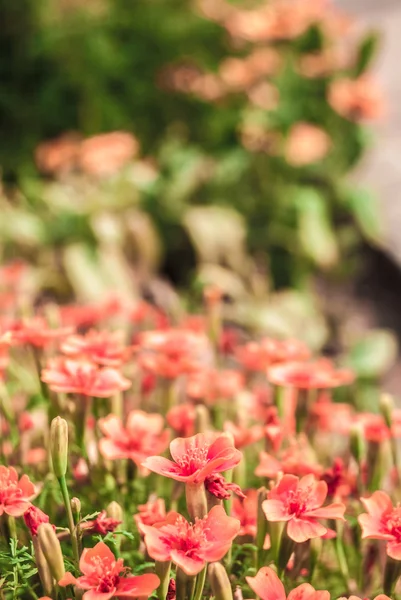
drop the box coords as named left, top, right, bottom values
left=50, top=417, right=68, bottom=478
left=71, top=497, right=81, bottom=520
left=350, top=422, right=366, bottom=465
left=256, top=487, right=268, bottom=552
left=155, top=560, right=172, bottom=600
left=107, top=500, right=123, bottom=523
left=38, top=523, right=65, bottom=582
left=32, top=536, right=54, bottom=596
left=380, top=394, right=394, bottom=429
left=186, top=482, right=208, bottom=520
left=208, top=562, right=233, bottom=600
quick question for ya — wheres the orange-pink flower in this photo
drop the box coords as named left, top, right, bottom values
left=236, top=338, right=310, bottom=372
left=1, top=318, right=73, bottom=348
left=59, top=541, right=159, bottom=600
left=263, top=474, right=345, bottom=543
left=247, top=566, right=330, bottom=600
left=232, top=488, right=259, bottom=537
left=224, top=421, right=264, bottom=449
left=142, top=432, right=242, bottom=484
left=358, top=491, right=401, bottom=560
left=137, top=329, right=210, bottom=379
left=41, top=357, right=131, bottom=397
left=78, top=132, right=139, bottom=177
left=167, top=403, right=196, bottom=437
left=0, top=466, right=35, bottom=517
left=140, top=505, right=240, bottom=576
left=256, top=439, right=322, bottom=480
left=134, top=497, right=167, bottom=530
left=80, top=511, right=121, bottom=535
left=267, top=360, right=354, bottom=389
left=328, top=76, right=384, bottom=121
left=61, top=330, right=131, bottom=367
left=285, top=123, right=331, bottom=167
left=98, top=411, right=170, bottom=469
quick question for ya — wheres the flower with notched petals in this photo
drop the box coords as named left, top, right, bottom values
left=263, top=474, right=345, bottom=543
left=61, top=330, right=131, bottom=367
left=247, top=566, right=330, bottom=600
left=142, top=432, right=242, bottom=484
left=140, top=505, right=240, bottom=576
left=99, top=411, right=170, bottom=470
left=358, top=491, right=401, bottom=560
left=0, top=466, right=35, bottom=517
left=41, top=357, right=131, bottom=397
left=59, top=541, right=159, bottom=600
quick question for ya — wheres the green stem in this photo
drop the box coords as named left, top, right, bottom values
left=58, top=475, right=80, bottom=565
left=193, top=566, right=207, bottom=600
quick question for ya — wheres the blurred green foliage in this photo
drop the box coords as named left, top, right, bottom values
left=0, top=0, right=383, bottom=293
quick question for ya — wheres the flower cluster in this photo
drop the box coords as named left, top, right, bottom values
left=0, top=276, right=400, bottom=600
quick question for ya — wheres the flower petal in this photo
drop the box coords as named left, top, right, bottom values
left=246, top=567, right=286, bottom=600
left=287, top=518, right=327, bottom=543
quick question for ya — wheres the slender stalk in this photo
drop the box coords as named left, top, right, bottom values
left=193, top=566, right=207, bottom=600
left=58, top=475, right=80, bottom=565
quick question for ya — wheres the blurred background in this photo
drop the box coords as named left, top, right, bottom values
left=1, top=0, right=400, bottom=400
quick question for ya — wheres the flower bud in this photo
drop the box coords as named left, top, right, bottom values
left=350, top=422, right=366, bottom=465
left=71, top=497, right=81, bottom=522
left=38, top=523, right=65, bottom=582
left=50, top=417, right=68, bottom=478
left=380, top=393, right=394, bottom=429
left=186, top=482, right=208, bottom=520
left=32, top=536, right=54, bottom=596
left=107, top=500, right=123, bottom=523
left=208, top=562, right=233, bottom=600
left=155, top=560, right=172, bottom=600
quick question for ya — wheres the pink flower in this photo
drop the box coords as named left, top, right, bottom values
left=24, top=505, right=52, bottom=536
left=81, top=511, right=121, bottom=535
left=41, top=357, right=131, bottom=397
left=0, top=466, right=35, bottom=517
left=263, top=474, right=345, bottom=543
left=223, top=421, right=264, bottom=449
left=328, top=76, right=384, bottom=121
left=61, top=330, right=131, bottom=367
left=285, top=123, right=331, bottom=166
left=59, top=541, right=159, bottom=600
left=232, top=489, right=258, bottom=537
left=140, top=505, right=240, bottom=576
left=1, top=318, right=73, bottom=348
left=247, top=566, right=330, bottom=600
left=142, top=432, right=242, bottom=484
left=358, top=491, right=401, bottom=560
left=78, top=132, right=139, bottom=178
left=267, top=360, right=354, bottom=389
left=99, top=411, right=170, bottom=470
left=134, top=497, right=167, bottom=530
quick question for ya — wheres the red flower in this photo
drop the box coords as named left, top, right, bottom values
left=263, top=474, right=345, bottom=543
left=81, top=511, right=121, bottom=535
left=24, top=505, right=52, bottom=536
left=0, top=467, right=35, bottom=517
left=134, top=497, right=167, bottom=529
left=61, top=330, right=131, bottom=367
left=142, top=432, right=242, bottom=484
left=140, top=505, right=240, bottom=576
left=247, top=566, right=329, bottom=600
left=1, top=318, right=73, bottom=348
left=41, top=357, right=131, bottom=397
left=358, top=491, right=401, bottom=560
left=59, top=541, right=159, bottom=600
left=98, top=411, right=170, bottom=469
left=267, top=359, right=354, bottom=389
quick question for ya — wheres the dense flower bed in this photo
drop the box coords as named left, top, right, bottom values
left=0, top=262, right=399, bottom=600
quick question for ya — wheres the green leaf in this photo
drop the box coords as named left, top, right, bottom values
left=354, top=32, right=380, bottom=77
left=344, top=329, right=398, bottom=379
left=344, top=187, right=382, bottom=244
left=295, top=188, right=338, bottom=268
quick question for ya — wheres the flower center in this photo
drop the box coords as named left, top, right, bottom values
left=0, top=477, right=23, bottom=506
left=385, top=506, right=401, bottom=539
left=177, top=445, right=209, bottom=475
left=161, top=516, right=208, bottom=557
left=286, top=487, right=312, bottom=517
